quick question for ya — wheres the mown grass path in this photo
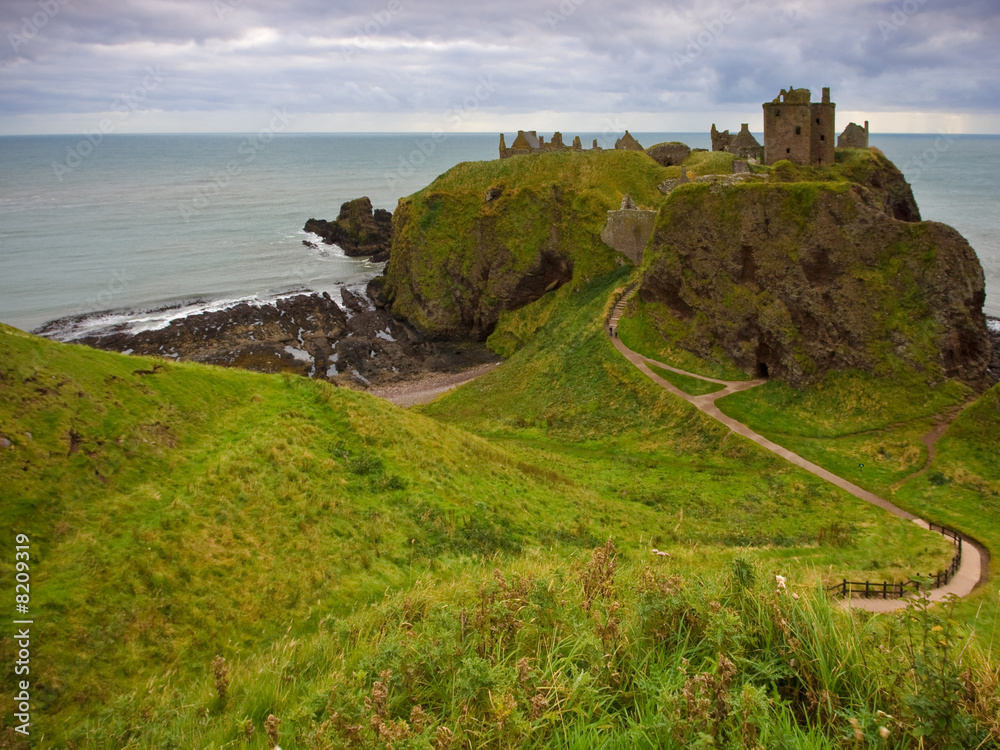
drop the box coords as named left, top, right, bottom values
left=608, top=287, right=983, bottom=612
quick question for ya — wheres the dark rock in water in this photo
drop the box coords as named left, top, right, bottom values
left=340, top=286, right=367, bottom=314
left=305, top=196, right=393, bottom=262
left=67, top=291, right=498, bottom=389
left=366, top=276, right=388, bottom=309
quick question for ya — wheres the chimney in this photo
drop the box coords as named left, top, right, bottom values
left=822, top=87, right=831, bottom=104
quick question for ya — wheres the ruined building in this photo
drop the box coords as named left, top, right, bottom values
left=762, top=87, right=836, bottom=166
left=838, top=121, right=870, bottom=149
left=614, top=131, right=644, bottom=151
left=710, top=123, right=763, bottom=162
left=499, top=130, right=643, bottom=159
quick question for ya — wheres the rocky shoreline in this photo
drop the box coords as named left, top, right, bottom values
left=32, top=195, right=500, bottom=395
left=36, top=287, right=500, bottom=391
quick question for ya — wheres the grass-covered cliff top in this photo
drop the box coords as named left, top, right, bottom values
left=384, top=150, right=673, bottom=337
left=383, top=145, right=926, bottom=341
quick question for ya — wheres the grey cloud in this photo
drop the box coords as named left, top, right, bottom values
left=1, top=0, right=999, bottom=130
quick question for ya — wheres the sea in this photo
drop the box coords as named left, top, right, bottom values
left=1, top=132, right=998, bottom=339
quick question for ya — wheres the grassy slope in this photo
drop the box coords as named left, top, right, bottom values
left=4, top=275, right=987, bottom=747
left=718, top=372, right=1000, bottom=631
left=0, top=322, right=660, bottom=743
left=420, top=271, right=954, bottom=584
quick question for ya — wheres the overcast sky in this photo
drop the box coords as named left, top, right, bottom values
left=2, top=0, right=999, bottom=135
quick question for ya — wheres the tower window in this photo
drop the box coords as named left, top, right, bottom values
left=795, top=126, right=802, bottom=135
left=816, top=118, right=820, bottom=124
left=820, top=135, right=825, bottom=141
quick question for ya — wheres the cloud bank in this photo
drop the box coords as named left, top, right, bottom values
left=2, top=0, right=998, bottom=134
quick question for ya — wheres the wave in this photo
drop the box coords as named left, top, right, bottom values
left=34, top=281, right=374, bottom=343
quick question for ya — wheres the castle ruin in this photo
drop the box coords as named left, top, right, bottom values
left=838, top=121, right=870, bottom=149
left=762, top=87, right=836, bottom=166
left=499, top=130, right=643, bottom=159
left=710, top=123, right=763, bottom=162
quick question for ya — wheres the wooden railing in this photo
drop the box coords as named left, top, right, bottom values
left=827, top=523, right=963, bottom=599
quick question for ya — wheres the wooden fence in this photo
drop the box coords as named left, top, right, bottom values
left=826, top=523, right=963, bottom=600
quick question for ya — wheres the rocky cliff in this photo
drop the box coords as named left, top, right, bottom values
left=382, top=150, right=671, bottom=339
left=636, top=156, right=991, bottom=387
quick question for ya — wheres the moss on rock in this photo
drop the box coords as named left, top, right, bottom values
left=636, top=169, right=990, bottom=387
left=383, top=150, right=671, bottom=339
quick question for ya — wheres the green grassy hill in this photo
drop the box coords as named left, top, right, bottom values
left=2, top=145, right=999, bottom=747
left=2, top=270, right=998, bottom=746
left=0, top=319, right=670, bottom=743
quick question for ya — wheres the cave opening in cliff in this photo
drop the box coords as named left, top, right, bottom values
left=757, top=362, right=769, bottom=378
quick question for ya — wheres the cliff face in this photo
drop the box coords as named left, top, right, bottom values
left=383, top=151, right=670, bottom=340
left=637, top=178, right=991, bottom=387
left=386, top=188, right=574, bottom=340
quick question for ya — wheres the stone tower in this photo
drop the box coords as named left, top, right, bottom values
left=762, top=87, right=836, bottom=166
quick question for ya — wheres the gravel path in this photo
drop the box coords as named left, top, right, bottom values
left=368, top=363, right=499, bottom=407
left=608, top=285, right=985, bottom=612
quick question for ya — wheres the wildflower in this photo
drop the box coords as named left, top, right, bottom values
left=879, top=726, right=890, bottom=740
left=848, top=717, right=863, bottom=742
left=658, top=550, right=669, bottom=557
left=792, top=592, right=799, bottom=600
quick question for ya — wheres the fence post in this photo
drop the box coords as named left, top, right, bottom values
left=865, top=580, right=870, bottom=598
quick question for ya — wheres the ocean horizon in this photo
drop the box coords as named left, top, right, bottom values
left=1, top=131, right=997, bottom=338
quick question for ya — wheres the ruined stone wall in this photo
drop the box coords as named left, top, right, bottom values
left=499, top=130, right=603, bottom=159
left=764, top=100, right=813, bottom=164
left=600, top=196, right=657, bottom=265
left=838, top=121, right=870, bottom=149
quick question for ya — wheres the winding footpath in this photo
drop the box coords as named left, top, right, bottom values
left=607, top=287, right=985, bottom=612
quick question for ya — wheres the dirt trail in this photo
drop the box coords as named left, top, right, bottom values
left=369, top=363, right=499, bottom=407
left=607, top=286, right=984, bottom=612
